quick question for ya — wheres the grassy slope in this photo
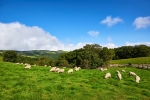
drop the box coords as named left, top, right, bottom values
left=111, top=57, right=150, bottom=64
left=0, top=56, right=3, bottom=62
left=0, top=62, right=150, bottom=100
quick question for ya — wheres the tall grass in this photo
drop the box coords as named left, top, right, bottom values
left=111, top=57, right=150, bottom=64
left=0, top=62, right=150, bottom=100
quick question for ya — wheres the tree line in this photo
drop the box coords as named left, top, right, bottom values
left=2, top=44, right=150, bottom=69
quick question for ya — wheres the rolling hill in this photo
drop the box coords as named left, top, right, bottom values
left=0, top=50, right=67, bottom=59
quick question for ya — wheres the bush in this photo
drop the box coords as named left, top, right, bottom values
left=3, top=50, right=17, bottom=62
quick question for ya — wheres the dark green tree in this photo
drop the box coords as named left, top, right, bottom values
left=133, top=45, right=150, bottom=57
left=3, top=50, right=17, bottom=62
left=100, top=47, right=114, bottom=67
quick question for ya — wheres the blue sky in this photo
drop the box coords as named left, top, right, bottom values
left=0, top=0, right=150, bottom=51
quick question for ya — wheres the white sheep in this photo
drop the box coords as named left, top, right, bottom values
left=25, top=64, right=31, bottom=69
left=50, top=67, right=56, bottom=72
left=104, top=72, right=111, bottom=79
left=24, top=63, right=28, bottom=66
left=16, top=62, right=20, bottom=64
left=55, top=68, right=60, bottom=72
left=116, top=71, right=122, bottom=80
left=100, top=68, right=107, bottom=71
left=58, top=69, right=65, bottom=73
left=33, top=64, right=36, bottom=66
left=68, top=69, right=73, bottom=74
left=129, top=71, right=137, bottom=76
left=122, top=69, right=125, bottom=72
left=75, top=67, right=81, bottom=71
left=135, top=75, right=140, bottom=83
left=74, top=66, right=78, bottom=69
left=103, top=68, right=107, bottom=71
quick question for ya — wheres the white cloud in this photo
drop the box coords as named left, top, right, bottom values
left=101, top=37, right=117, bottom=48
left=0, top=22, right=89, bottom=51
left=101, top=16, right=123, bottom=27
left=133, top=16, right=150, bottom=29
left=101, top=43, right=118, bottom=48
left=126, top=42, right=150, bottom=46
left=88, top=30, right=99, bottom=37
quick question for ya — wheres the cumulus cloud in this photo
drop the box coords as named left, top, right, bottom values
left=100, top=37, right=117, bottom=48
left=101, top=43, right=118, bottom=48
left=0, top=22, right=89, bottom=51
left=133, top=16, right=150, bottom=29
left=101, top=16, right=123, bottom=27
left=88, top=30, right=99, bottom=37
left=126, top=42, right=150, bottom=46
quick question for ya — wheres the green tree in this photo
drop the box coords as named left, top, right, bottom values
left=56, top=59, right=69, bottom=67
left=133, top=45, right=150, bottom=57
left=100, top=47, right=114, bottom=67
left=37, top=57, right=49, bottom=66
left=3, top=50, right=17, bottom=62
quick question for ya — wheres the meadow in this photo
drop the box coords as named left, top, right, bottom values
left=0, top=62, right=150, bottom=100
left=110, top=57, right=150, bottom=64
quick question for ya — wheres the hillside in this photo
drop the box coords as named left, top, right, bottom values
left=110, top=57, right=150, bottom=64
left=0, top=50, right=67, bottom=59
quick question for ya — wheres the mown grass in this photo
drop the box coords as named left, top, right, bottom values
left=111, top=57, right=150, bottom=64
left=0, top=62, right=150, bottom=100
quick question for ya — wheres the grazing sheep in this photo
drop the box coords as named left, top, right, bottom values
left=100, top=68, right=104, bottom=71
left=104, top=72, right=111, bottom=79
left=135, top=75, right=140, bottom=83
left=55, top=68, right=60, bottom=72
left=50, top=67, right=56, bottom=72
left=116, top=71, right=122, bottom=80
left=44, top=65, right=47, bottom=67
left=122, top=69, right=125, bottom=72
left=103, top=68, right=107, bottom=71
left=49, top=66, right=51, bottom=68
left=74, top=66, right=78, bottom=69
left=58, top=69, right=65, bottom=73
left=129, top=71, right=137, bottom=76
left=16, top=63, right=20, bottom=65
left=33, top=64, right=36, bottom=66
left=100, top=68, right=107, bottom=71
left=68, top=69, right=73, bottom=74
left=75, top=67, right=81, bottom=71
left=25, top=64, right=31, bottom=69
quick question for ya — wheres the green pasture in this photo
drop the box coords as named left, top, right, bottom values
left=0, top=56, right=3, bottom=62
left=0, top=62, right=150, bottom=100
left=111, top=57, right=150, bottom=64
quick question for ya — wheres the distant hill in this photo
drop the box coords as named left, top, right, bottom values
left=0, top=50, right=68, bottom=59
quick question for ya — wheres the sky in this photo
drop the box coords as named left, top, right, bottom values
left=0, top=0, right=150, bottom=51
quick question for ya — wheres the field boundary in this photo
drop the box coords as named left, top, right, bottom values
left=109, top=63, right=150, bottom=69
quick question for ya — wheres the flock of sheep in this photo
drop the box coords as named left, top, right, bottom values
left=50, top=66, right=81, bottom=73
left=102, top=67, right=140, bottom=83
left=19, top=62, right=140, bottom=83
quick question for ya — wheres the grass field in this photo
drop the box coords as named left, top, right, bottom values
left=0, top=56, right=3, bottom=62
left=111, top=57, right=150, bottom=64
left=0, top=62, right=150, bottom=100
